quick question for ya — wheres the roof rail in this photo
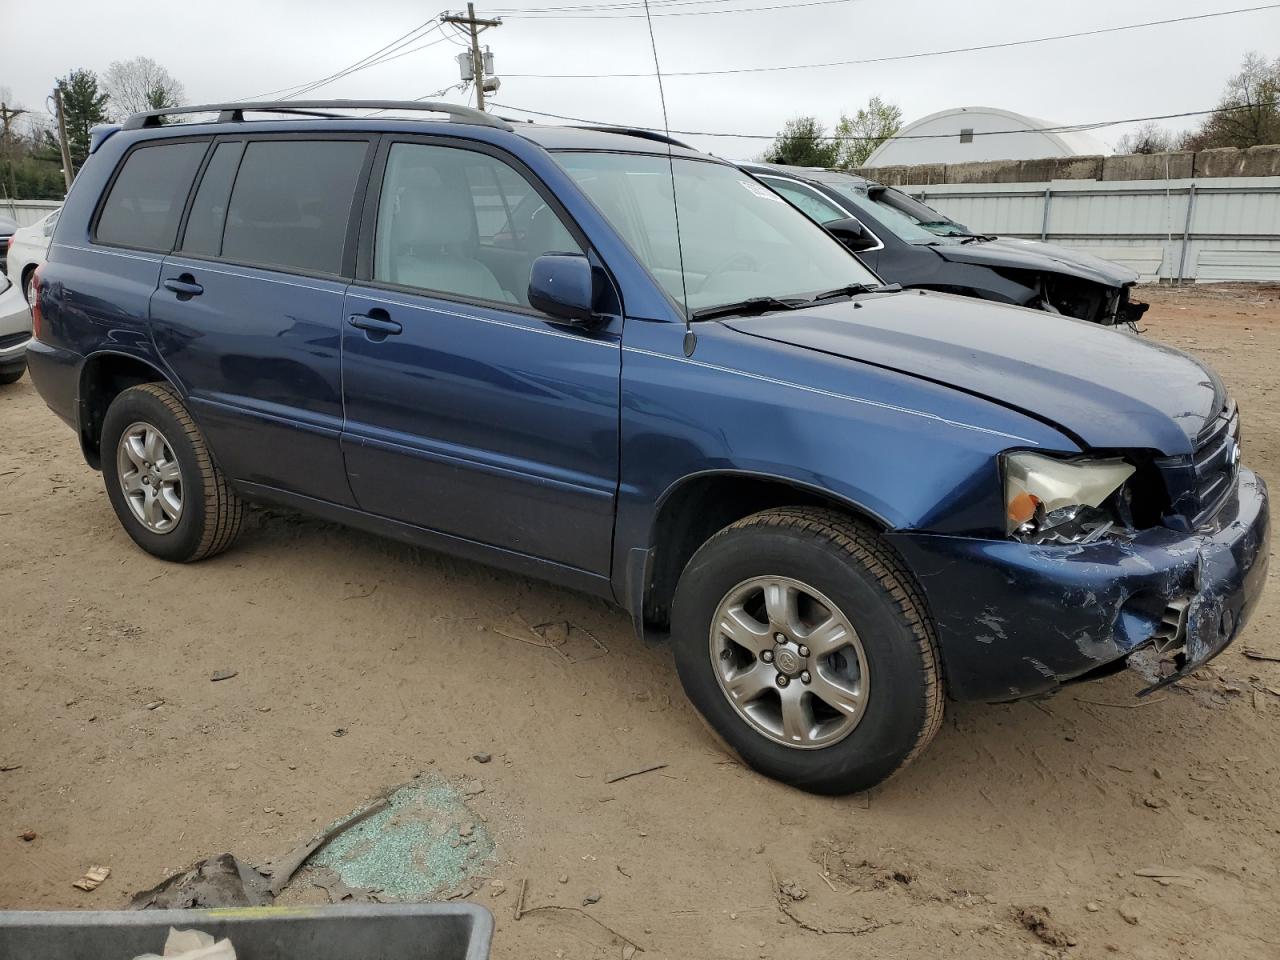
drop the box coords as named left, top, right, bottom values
left=576, top=126, right=693, bottom=150
left=120, top=100, right=514, bottom=132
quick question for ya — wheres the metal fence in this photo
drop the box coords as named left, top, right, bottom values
left=905, top=176, right=1280, bottom=283
left=2, top=199, right=62, bottom=228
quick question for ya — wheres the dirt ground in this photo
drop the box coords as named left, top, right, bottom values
left=3, top=284, right=1279, bottom=959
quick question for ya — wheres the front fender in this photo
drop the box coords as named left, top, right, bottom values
left=610, top=318, right=1077, bottom=602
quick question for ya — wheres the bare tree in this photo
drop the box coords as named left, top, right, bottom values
left=1182, top=52, right=1280, bottom=150
left=1114, top=121, right=1178, bottom=155
left=103, top=57, right=186, bottom=120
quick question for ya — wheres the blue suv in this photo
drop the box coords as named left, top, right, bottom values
left=27, top=100, right=1269, bottom=794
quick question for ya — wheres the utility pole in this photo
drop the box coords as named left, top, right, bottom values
left=442, top=4, right=502, bottom=111
left=54, top=88, right=74, bottom=192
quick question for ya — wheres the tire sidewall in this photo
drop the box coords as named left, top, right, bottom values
left=672, top=523, right=932, bottom=794
left=101, top=387, right=208, bottom=562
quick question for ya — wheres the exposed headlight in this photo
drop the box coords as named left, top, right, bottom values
left=1003, top=452, right=1134, bottom=543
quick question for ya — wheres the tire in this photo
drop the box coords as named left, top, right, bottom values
left=671, top=507, right=944, bottom=794
left=0, top=362, right=24, bottom=385
left=101, top=382, right=246, bottom=562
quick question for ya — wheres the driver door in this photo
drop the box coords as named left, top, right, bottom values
left=339, top=138, right=622, bottom=574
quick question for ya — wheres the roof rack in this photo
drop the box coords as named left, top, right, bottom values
left=121, top=100, right=514, bottom=132
left=576, top=126, right=693, bottom=150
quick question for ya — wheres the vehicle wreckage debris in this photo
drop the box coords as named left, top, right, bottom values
left=209, top=669, right=238, bottom=682
left=605, top=763, right=668, bottom=784
left=131, top=853, right=269, bottom=909
left=261, top=796, right=390, bottom=895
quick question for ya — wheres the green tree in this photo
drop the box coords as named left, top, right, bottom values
left=48, top=69, right=110, bottom=172
left=833, top=96, right=902, bottom=169
left=762, top=117, right=839, bottom=168
left=1183, top=52, right=1280, bottom=150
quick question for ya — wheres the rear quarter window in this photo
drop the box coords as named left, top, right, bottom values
left=95, top=141, right=208, bottom=251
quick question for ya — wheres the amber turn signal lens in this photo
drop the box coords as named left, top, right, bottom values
left=1007, top=491, right=1039, bottom=526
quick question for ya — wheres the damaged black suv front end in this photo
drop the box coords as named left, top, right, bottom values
left=890, top=395, right=1268, bottom=702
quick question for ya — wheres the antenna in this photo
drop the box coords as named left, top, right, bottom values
left=639, top=0, right=695, bottom=357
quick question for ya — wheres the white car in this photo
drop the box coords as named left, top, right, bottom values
left=0, top=273, right=31, bottom=384
left=5, top=208, right=59, bottom=305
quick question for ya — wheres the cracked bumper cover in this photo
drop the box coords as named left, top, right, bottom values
left=888, top=468, right=1269, bottom=702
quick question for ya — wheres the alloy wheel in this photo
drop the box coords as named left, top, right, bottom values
left=709, top=575, right=869, bottom=749
left=116, top=421, right=184, bottom=534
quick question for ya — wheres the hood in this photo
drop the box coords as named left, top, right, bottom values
left=930, top=236, right=1140, bottom=287
left=723, top=291, right=1220, bottom=455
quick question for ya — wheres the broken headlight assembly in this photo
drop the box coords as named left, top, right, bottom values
left=1003, top=452, right=1135, bottom=544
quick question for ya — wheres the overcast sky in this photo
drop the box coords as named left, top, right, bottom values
left=2, top=0, right=1273, bottom=157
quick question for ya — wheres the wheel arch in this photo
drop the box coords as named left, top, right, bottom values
left=77, top=350, right=175, bottom=469
left=635, top=470, right=891, bottom=639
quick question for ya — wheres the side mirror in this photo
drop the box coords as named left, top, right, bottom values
left=824, top=217, right=879, bottom=253
left=528, top=253, right=597, bottom=325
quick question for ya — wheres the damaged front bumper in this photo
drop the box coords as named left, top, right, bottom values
left=888, top=468, right=1269, bottom=702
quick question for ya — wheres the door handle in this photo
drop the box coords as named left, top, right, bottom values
left=163, top=275, right=204, bottom=298
left=347, top=312, right=403, bottom=336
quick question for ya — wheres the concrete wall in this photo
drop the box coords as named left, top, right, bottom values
left=859, top=144, right=1280, bottom=186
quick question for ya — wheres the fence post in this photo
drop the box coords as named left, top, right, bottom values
left=1040, top=188, right=1051, bottom=241
left=1176, top=184, right=1197, bottom=285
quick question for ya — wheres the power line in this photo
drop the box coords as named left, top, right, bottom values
left=499, top=0, right=865, bottom=17
left=241, top=17, right=442, bottom=101
left=490, top=100, right=1280, bottom=140
left=502, top=3, right=1280, bottom=77
left=286, top=22, right=450, bottom=99
left=491, top=0, right=831, bottom=13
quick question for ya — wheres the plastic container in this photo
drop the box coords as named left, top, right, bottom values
left=0, top=902, right=493, bottom=960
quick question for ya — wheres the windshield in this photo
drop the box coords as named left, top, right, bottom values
left=554, top=152, right=878, bottom=315
left=826, top=181, right=972, bottom=240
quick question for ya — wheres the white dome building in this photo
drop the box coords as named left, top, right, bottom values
left=864, top=106, right=1110, bottom=167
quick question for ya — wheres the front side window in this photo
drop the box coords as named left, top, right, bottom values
left=220, top=139, right=368, bottom=275
left=373, top=142, right=583, bottom=307
left=555, top=152, right=877, bottom=314
left=758, top=177, right=847, bottom=225
left=96, top=141, right=207, bottom=251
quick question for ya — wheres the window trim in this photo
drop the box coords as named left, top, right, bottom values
left=171, top=131, right=378, bottom=282
left=352, top=134, right=618, bottom=321
left=90, top=135, right=214, bottom=255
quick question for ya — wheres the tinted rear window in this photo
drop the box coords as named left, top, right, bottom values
left=96, top=141, right=207, bottom=251
left=220, top=140, right=367, bottom=275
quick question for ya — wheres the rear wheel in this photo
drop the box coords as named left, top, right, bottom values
left=101, top=383, right=245, bottom=562
left=671, top=507, right=944, bottom=794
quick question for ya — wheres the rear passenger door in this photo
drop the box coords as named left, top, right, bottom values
left=340, top=138, right=622, bottom=575
left=152, top=135, right=374, bottom=506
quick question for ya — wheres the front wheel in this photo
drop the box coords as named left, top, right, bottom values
left=671, top=507, right=944, bottom=794
left=0, top=362, right=24, bottom=385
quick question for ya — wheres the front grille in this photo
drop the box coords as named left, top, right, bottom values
left=1190, top=398, right=1240, bottom=524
